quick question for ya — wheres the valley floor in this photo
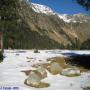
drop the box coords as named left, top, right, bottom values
left=0, top=50, right=90, bottom=90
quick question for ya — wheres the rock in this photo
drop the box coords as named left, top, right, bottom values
left=34, top=49, right=39, bottom=53
left=61, top=67, right=81, bottom=77
left=48, top=62, right=62, bottom=75
left=25, top=70, right=50, bottom=88
left=26, top=71, right=41, bottom=86
left=36, top=66, right=47, bottom=78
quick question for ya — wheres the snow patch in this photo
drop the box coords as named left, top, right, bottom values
left=31, top=3, right=55, bottom=15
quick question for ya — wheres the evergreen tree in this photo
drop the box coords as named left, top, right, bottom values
left=0, top=0, right=19, bottom=21
left=0, top=0, right=20, bottom=33
left=0, top=0, right=20, bottom=48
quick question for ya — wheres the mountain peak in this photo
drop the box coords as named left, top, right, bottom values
left=31, top=3, right=55, bottom=15
left=29, top=2, right=90, bottom=23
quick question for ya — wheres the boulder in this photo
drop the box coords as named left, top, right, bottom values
left=25, top=70, right=50, bottom=88
left=26, top=71, right=41, bottom=87
left=61, top=67, right=81, bottom=77
left=36, top=66, right=47, bottom=78
left=34, top=49, right=39, bottom=53
left=48, top=62, right=62, bottom=75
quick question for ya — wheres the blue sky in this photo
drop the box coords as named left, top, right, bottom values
left=31, top=0, right=90, bottom=15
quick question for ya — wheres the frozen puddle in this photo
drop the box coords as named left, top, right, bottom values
left=0, top=50, right=90, bottom=90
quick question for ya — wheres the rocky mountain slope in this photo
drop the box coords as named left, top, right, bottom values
left=1, top=0, right=90, bottom=49
left=19, top=0, right=90, bottom=49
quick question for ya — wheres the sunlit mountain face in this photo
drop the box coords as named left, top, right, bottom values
left=30, top=3, right=90, bottom=23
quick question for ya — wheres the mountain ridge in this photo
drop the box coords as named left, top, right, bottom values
left=30, top=2, right=90, bottom=23
left=0, top=0, right=90, bottom=49
left=17, top=0, right=90, bottom=49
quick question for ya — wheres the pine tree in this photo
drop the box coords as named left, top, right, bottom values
left=0, top=0, right=19, bottom=21
left=0, top=0, right=20, bottom=32
left=0, top=0, right=20, bottom=49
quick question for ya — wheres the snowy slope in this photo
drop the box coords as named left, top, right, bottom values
left=31, top=3, right=55, bottom=15
left=0, top=50, right=90, bottom=90
left=30, top=3, right=90, bottom=23
left=57, top=14, right=73, bottom=23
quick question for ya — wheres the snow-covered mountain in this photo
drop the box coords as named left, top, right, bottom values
left=31, top=3, right=90, bottom=23
left=31, top=3, right=55, bottom=15
left=58, top=13, right=90, bottom=23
